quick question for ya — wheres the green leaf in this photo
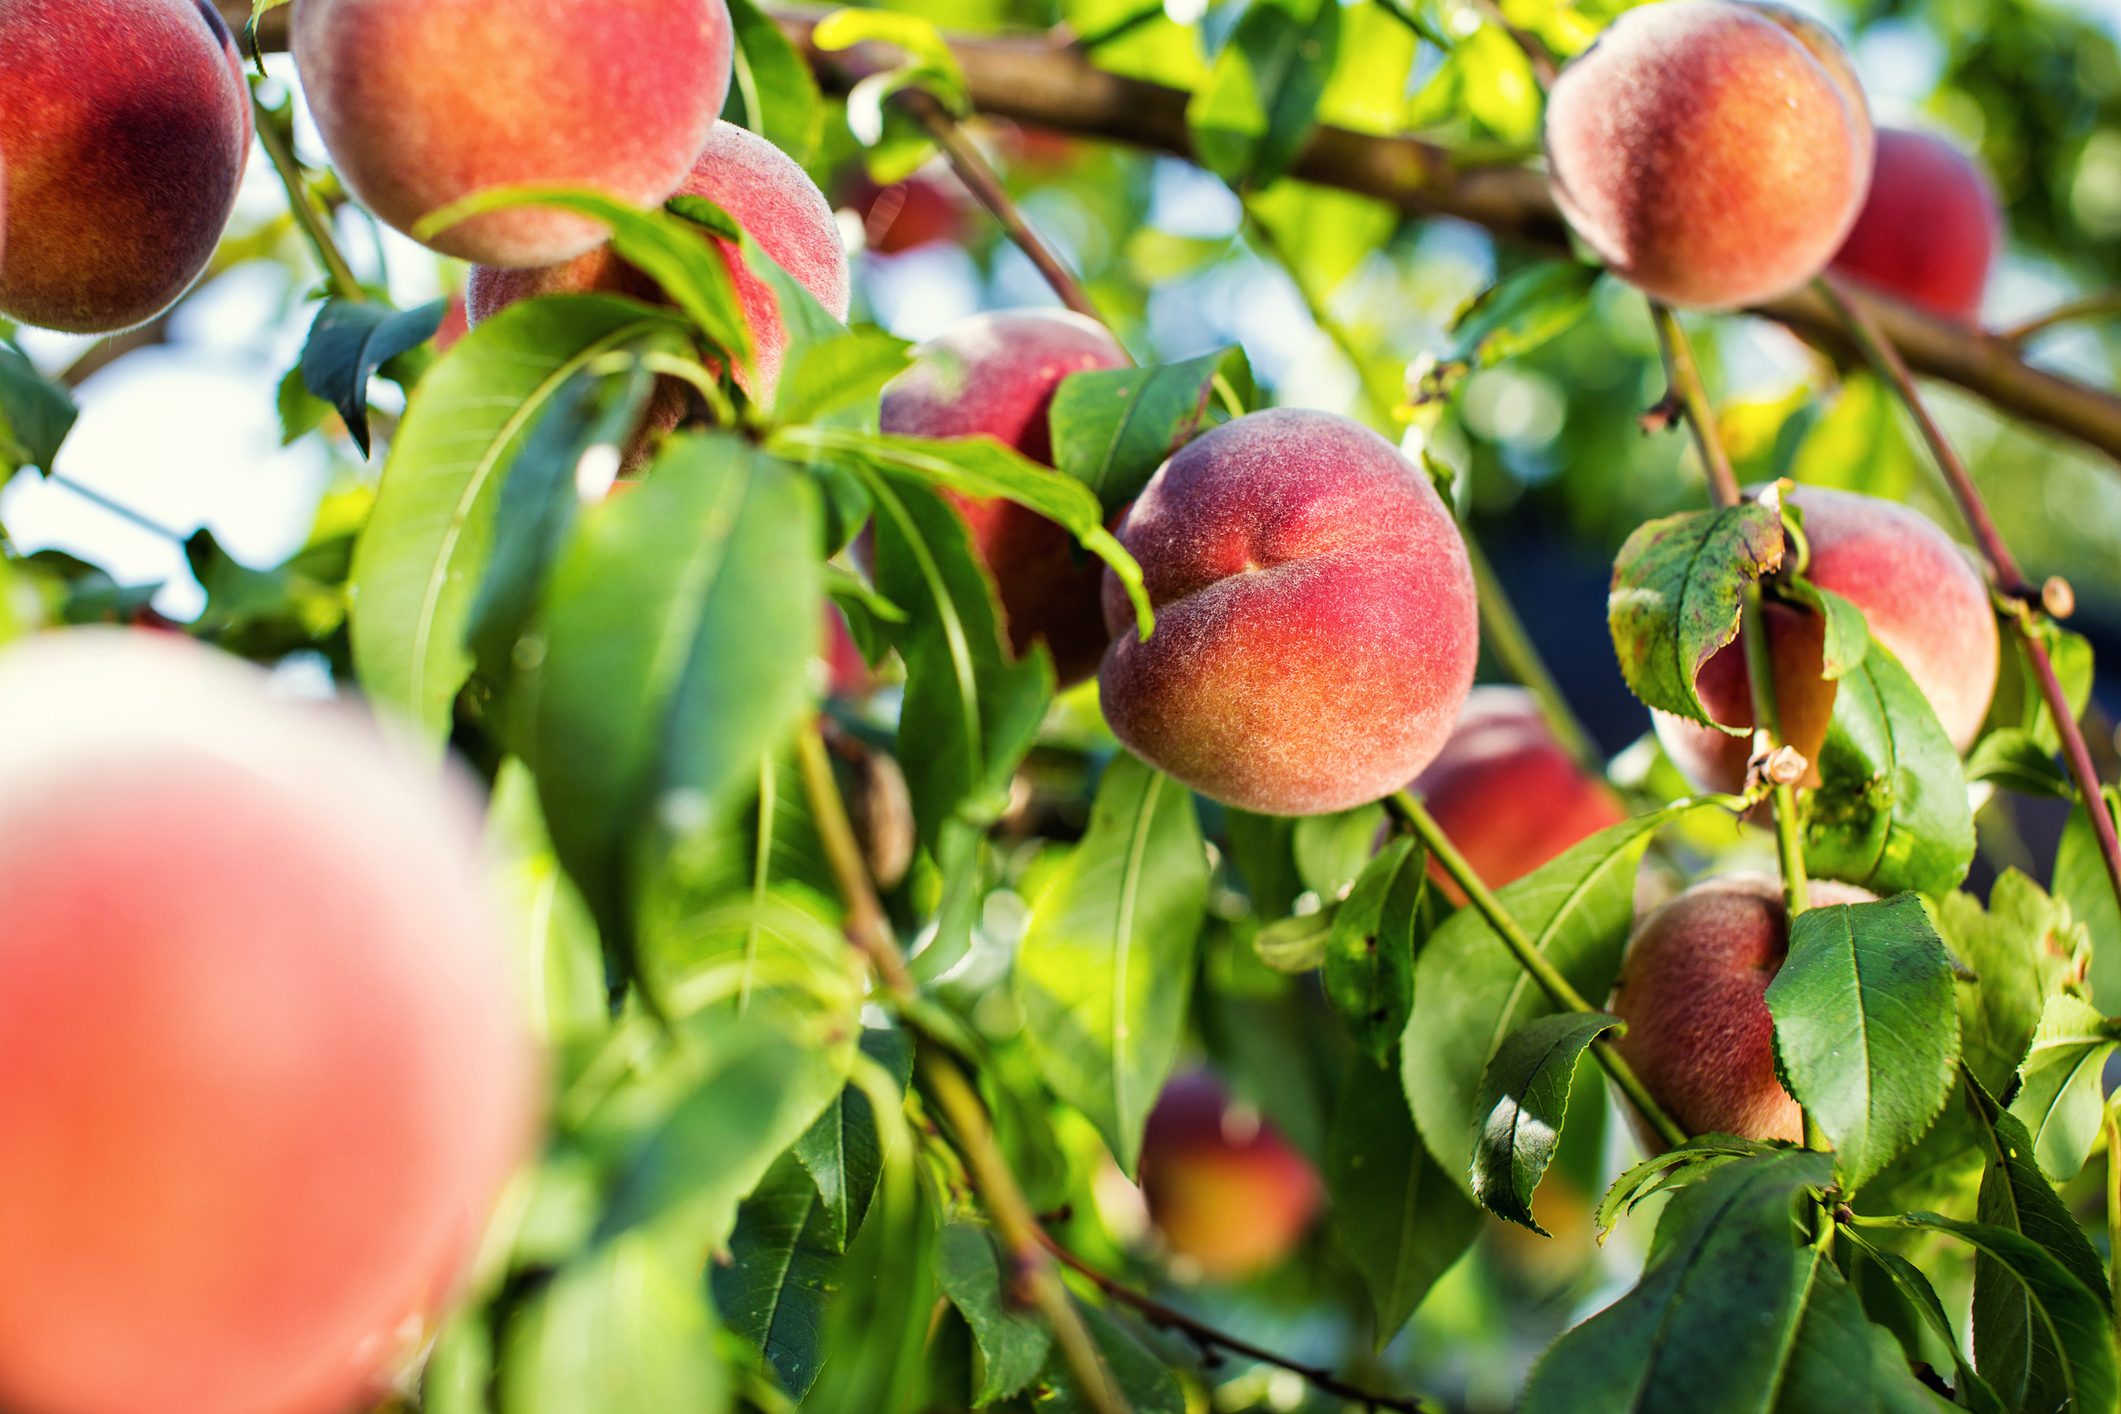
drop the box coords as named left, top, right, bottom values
left=1593, top=1136, right=1783, bottom=1238
left=1842, top=1230, right=2007, bottom=1414
left=522, top=434, right=821, bottom=968
left=1802, top=638, right=1975, bottom=898
left=1470, top=1011, right=1621, bottom=1234
left=1016, top=757, right=1209, bottom=1171
left=1047, top=347, right=1254, bottom=516
left=710, top=1153, right=839, bottom=1399
left=498, top=1235, right=731, bottom=1414
left=300, top=298, right=446, bottom=456
left=1251, top=907, right=1335, bottom=974
left=1404, top=804, right=1690, bottom=1195
left=1414, top=262, right=1599, bottom=402
left=792, top=1026, right=912, bottom=1253
left=1292, top=804, right=1389, bottom=900
left=348, top=295, right=687, bottom=743
left=1188, top=0, right=1340, bottom=187
left=1936, top=870, right=2090, bottom=1097
left=1887, top=1211, right=2117, bottom=1414
left=722, top=0, right=822, bottom=162
left=1323, top=836, right=1426, bottom=1063
left=1966, top=727, right=2074, bottom=798
left=810, top=9, right=969, bottom=112
left=2057, top=787, right=2121, bottom=1012
left=2007, top=993, right=2121, bottom=1182
left=1329, top=1053, right=1481, bottom=1346
left=1988, top=615, right=2094, bottom=757
left=1778, top=576, right=1869, bottom=681
left=1764, top=895, right=1959, bottom=1190
left=770, top=329, right=912, bottom=430
left=935, top=1223, right=1052, bottom=1405
left=1520, top=1148, right=1840, bottom=1412
left=1607, top=502, right=1786, bottom=727
left=0, top=341, right=76, bottom=473
left=487, top=759, right=608, bottom=1051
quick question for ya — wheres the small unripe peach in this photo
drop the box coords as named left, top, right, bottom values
left=1611, top=874, right=1873, bottom=1143
left=0, top=631, right=539, bottom=1414
left=1545, top=0, right=1871, bottom=309
left=1654, top=485, right=1998, bottom=793
left=1100, top=408, right=1478, bottom=816
left=293, top=0, right=735, bottom=267
left=1414, top=687, right=1626, bottom=903
left=1138, top=1073, right=1322, bottom=1280
left=879, top=309, right=1130, bottom=686
left=0, top=0, right=250, bottom=332
left=1830, top=127, right=2001, bottom=323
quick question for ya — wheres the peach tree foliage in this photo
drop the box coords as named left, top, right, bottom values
left=2, top=1, right=2120, bottom=1411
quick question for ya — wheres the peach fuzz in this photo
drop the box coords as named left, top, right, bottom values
left=1655, top=484, right=1998, bottom=794
left=1544, top=0, right=1871, bottom=309
left=879, top=309, right=1130, bottom=687
left=1100, top=408, right=1478, bottom=817
left=294, top=0, right=734, bottom=267
left=1830, top=127, right=2002, bottom=323
left=0, top=0, right=249, bottom=333
left=1137, top=1072, right=1323, bottom=1281
left=1413, top=686, right=1626, bottom=903
left=467, top=121, right=851, bottom=401
left=0, top=631, right=538, bottom=1414
left=1611, top=874, right=1873, bottom=1143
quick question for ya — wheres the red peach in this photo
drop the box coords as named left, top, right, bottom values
left=1611, top=874, right=1873, bottom=1143
left=1413, top=686, right=1627, bottom=903
left=1830, top=127, right=2001, bottom=323
left=293, top=0, right=734, bottom=267
left=1544, top=0, right=1871, bottom=309
left=878, top=309, right=1130, bottom=686
left=0, top=631, right=538, bottom=1414
left=1099, top=408, right=1478, bottom=816
left=1655, top=484, right=1998, bottom=793
left=846, top=170, right=970, bottom=256
left=1138, top=1072, right=1323, bottom=1280
left=0, top=0, right=249, bottom=332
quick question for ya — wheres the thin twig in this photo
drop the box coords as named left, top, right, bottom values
left=1648, top=303, right=1742, bottom=507
left=794, top=720, right=916, bottom=1000
left=1816, top=273, right=2121, bottom=929
left=898, top=91, right=1101, bottom=323
left=46, top=474, right=191, bottom=545
left=1998, top=290, right=2121, bottom=346
left=252, top=92, right=364, bottom=302
left=1038, top=1233, right=1430, bottom=1412
left=1387, top=790, right=1689, bottom=1148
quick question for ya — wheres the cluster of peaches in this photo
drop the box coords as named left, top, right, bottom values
left=0, top=0, right=2021, bottom=1401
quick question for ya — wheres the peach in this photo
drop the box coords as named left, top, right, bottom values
left=878, top=309, right=1130, bottom=686
left=1611, top=874, right=1872, bottom=1143
left=1830, top=127, right=2001, bottom=323
left=1654, top=485, right=1998, bottom=793
left=0, top=631, right=538, bottom=1414
left=1099, top=408, right=1478, bottom=816
left=293, top=0, right=734, bottom=267
left=1137, top=1072, right=1323, bottom=1280
left=0, top=0, right=250, bottom=332
left=1413, top=686, right=1627, bottom=903
left=1544, top=0, right=1871, bottom=309
left=847, top=170, right=970, bottom=255
left=467, top=120, right=851, bottom=400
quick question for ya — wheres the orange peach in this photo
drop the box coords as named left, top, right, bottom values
left=0, top=0, right=249, bottom=332
left=879, top=309, right=1130, bottom=686
left=1654, top=485, right=1998, bottom=793
left=1830, top=127, right=2001, bottom=323
left=0, top=631, right=538, bottom=1414
left=1138, top=1072, right=1323, bottom=1280
left=1099, top=408, right=1478, bottom=816
left=1544, top=0, right=1871, bottom=309
left=293, top=0, right=734, bottom=267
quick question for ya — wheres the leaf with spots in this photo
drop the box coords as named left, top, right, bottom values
left=1606, top=501, right=1785, bottom=728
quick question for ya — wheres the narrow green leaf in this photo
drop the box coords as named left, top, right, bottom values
left=1594, top=1136, right=1782, bottom=1239
left=1777, top=576, right=1869, bottom=681
left=2057, top=787, right=2121, bottom=1011
left=300, top=298, right=446, bottom=456
left=487, top=760, right=608, bottom=1051
left=722, top=0, right=822, bottom=162
left=1965, top=728, right=2073, bottom=798
left=1842, top=1230, right=2007, bottom=1414
left=1470, top=1011, right=1621, bottom=1233
left=1607, top=502, right=1786, bottom=727
left=1047, top=347, right=1254, bottom=515
left=1764, top=895, right=1959, bottom=1189
left=0, top=341, right=76, bottom=473
left=1292, top=804, right=1389, bottom=900
left=2008, top=993, right=2121, bottom=1182
left=1936, top=870, right=2090, bottom=1098
left=1414, top=262, right=1599, bottom=401
left=1188, top=0, right=1341, bottom=186
left=1015, top=756, right=1209, bottom=1172
left=792, top=1026, right=912, bottom=1253
left=935, top=1223, right=1052, bottom=1405
left=710, top=1154, right=839, bottom=1399
left=1322, top=836, right=1425, bottom=1063
left=1251, top=907, right=1336, bottom=974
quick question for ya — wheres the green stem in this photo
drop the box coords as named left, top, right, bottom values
left=1648, top=302, right=1742, bottom=507
left=252, top=92, right=363, bottom=301
left=1998, top=290, right=2121, bottom=347
left=1388, top=790, right=1689, bottom=1148
left=2106, top=1102, right=2121, bottom=1337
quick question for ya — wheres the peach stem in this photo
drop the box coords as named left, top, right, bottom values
left=252, top=91, right=363, bottom=302
left=1998, top=290, right=2121, bottom=347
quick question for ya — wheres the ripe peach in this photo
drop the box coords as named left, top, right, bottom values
left=878, top=309, right=1130, bottom=686
left=1611, top=874, right=1872, bottom=1143
left=1544, top=0, right=1871, bottom=309
left=0, top=631, right=538, bottom=1414
left=1413, top=686, right=1626, bottom=903
left=0, top=0, right=249, bottom=332
left=847, top=170, right=970, bottom=256
left=1830, top=127, right=2001, bottom=324
left=1137, top=1073, right=1323, bottom=1280
left=293, top=0, right=734, bottom=267
left=467, top=121, right=851, bottom=399
left=1099, top=408, right=1478, bottom=816
left=1654, top=485, right=1998, bottom=793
